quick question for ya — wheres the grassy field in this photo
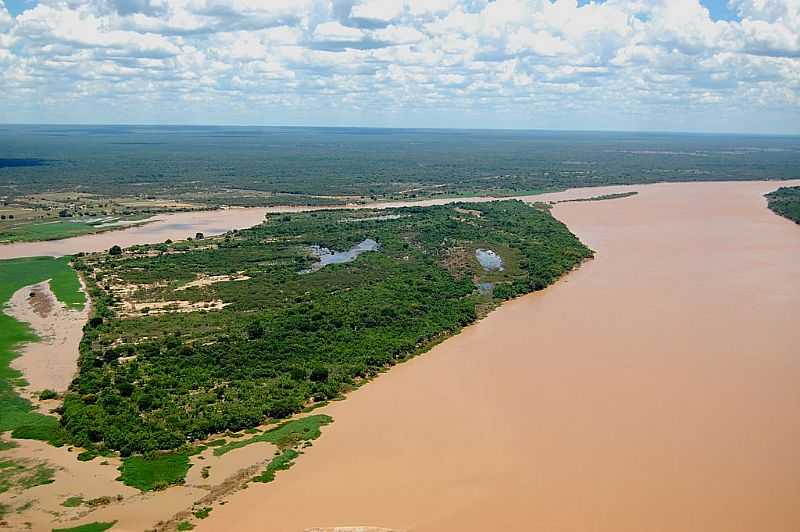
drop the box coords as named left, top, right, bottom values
left=0, top=215, right=152, bottom=243
left=117, top=450, right=195, bottom=492
left=0, top=257, right=85, bottom=446
left=52, top=521, right=117, bottom=532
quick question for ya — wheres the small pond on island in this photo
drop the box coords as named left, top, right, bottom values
left=475, top=248, right=504, bottom=271
left=303, top=238, right=380, bottom=273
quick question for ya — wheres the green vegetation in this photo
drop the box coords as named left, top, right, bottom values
left=766, top=186, right=800, bottom=224
left=214, top=415, right=332, bottom=457
left=192, top=507, right=212, bottom=519
left=117, top=450, right=194, bottom=492
left=60, top=200, right=591, bottom=455
left=62, top=496, right=84, bottom=507
left=2, top=127, right=799, bottom=206
left=0, top=215, right=150, bottom=243
left=39, top=389, right=59, bottom=400
left=253, top=449, right=300, bottom=484
left=0, top=458, right=55, bottom=493
left=176, top=521, right=194, bottom=531
left=0, top=257, right=85, bottom=447
left=557, top=191, right=639, bottom=203
left=52, top=521, right=117, bottom=532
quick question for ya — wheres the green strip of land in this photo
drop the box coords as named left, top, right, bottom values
left=52, top=521, right=117, bottom=532
left=0, top=256, right=85, bottom=446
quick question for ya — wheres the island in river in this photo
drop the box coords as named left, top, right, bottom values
left=1, top=180, right=798, bottom=531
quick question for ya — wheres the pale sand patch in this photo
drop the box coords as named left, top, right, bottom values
left=175, top=273, right=251, bottom=291
left=119, top=299, right=229, bottom=318
left=6, top=281, right=89, bottom=400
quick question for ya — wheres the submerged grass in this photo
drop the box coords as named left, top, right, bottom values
left=252, top=449, right=299, bottom=484
left=213, top=415, right=332, bottom=457
left=0, top=257, right=85, bottom=446
left=0, top=458, right=56, bottom=493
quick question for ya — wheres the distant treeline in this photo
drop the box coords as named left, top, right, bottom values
left=64, top=200, right=592, bottom=455
left=1, top=126, right=799, bottom=204
left=766, top=186, right=800, bottom=224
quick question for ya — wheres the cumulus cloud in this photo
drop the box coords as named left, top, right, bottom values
left=0, top=0, right=798, bottom=132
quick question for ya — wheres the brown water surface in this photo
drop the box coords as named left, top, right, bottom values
left=194, top=181, right=800, bottom=532
left=0, top=208, right=269, bottom=259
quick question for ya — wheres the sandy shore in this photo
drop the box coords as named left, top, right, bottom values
left=5, top=281, right=89, bottom=408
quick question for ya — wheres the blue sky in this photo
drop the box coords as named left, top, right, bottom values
left=0, top=0, right=798, bottom=134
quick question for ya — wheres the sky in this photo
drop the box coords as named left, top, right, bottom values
left=0, top=0, right=798, bottom=134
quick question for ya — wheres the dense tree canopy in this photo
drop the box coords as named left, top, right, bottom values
left=64, top=201, right=592, bottom=455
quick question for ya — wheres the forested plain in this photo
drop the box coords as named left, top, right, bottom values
left=62, top=200, right=592, bottom=455
left=2, top=126, right=799, bottom=205
left=766, top=186, right=800, bottom=223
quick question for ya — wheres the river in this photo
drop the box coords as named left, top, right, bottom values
left=0, top=187, right=659, bottom=259
left=187, top=180, right=800, bottom=532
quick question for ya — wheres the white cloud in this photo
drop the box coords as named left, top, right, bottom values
left=313, top=21, right=365, bottom=43
left=0, top=0, right=798, bottom=132
left=351, top=0, right=405, bottom=24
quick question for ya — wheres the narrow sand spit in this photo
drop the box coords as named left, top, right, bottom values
left=194, top=180, right=800, bottom=532
left=6, top=281, right=89, bottom=402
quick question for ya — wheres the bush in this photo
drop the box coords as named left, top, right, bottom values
left=39, top=389, right=58, bottom=400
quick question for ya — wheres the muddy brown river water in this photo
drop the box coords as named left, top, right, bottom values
left=188, top=181, right=800, bottom=532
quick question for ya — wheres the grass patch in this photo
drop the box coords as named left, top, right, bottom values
left=62, top=496, right=84, bottom=507
left=213, top=415, right=332, bottom=457
left=117, top=451, right=193, bottom=492
left=0, top=215, right=151, bottom=243
left=252, top=449, right=299, bottom=483
left=52, top=521, right=117, bottom=532
left=0, top=257, right=84, bottom=447
left=0, top=439, right=17, bottom=451
left=176, top=521, right=194, bottom=531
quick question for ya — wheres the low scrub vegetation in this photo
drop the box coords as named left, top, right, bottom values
left=766, top=186, right=800, bottom=224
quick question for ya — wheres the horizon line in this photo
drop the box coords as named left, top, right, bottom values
left=1, top=122, right=798, bottom=138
